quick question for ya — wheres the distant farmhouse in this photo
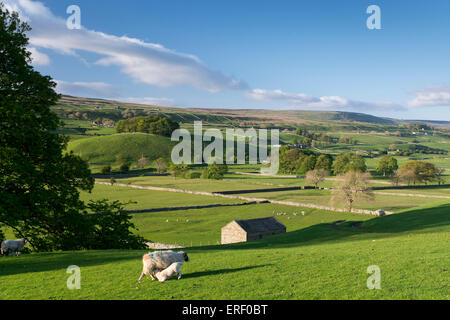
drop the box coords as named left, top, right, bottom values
left=221, top=217, right=286, bottom=244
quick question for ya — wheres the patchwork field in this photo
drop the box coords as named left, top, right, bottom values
left=2, top=96, right=450, bottom=301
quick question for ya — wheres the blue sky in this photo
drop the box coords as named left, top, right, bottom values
left=5, top=0, right=450, bottom=120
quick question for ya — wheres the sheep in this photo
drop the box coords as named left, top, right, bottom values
left=154, top=262, right=184, bottom=282
left=1, top=238, right=28, bottom=257
left=138, top=250, right=189, bottom=283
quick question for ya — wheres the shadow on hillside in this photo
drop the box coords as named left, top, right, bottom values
left=0, top=250, right=142, bottom=277
left=185, top=264, right=272, bottom=279
left=213, top=203, right=450, bottom=251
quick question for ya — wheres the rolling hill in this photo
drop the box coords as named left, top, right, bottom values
left=67, top=133, right=175, bottom=164
left=54, top=95, right=401, bottom=128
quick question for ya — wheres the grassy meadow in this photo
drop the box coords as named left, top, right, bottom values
left=2, top=97, right=449, bottom=300
left=1, top=203, right=448, bottom=300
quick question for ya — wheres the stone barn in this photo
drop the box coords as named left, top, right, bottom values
left=221, top=217, right=286, bottom=244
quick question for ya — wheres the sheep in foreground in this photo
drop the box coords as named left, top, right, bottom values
left=1, top=238, right=28, bottom=256
left=154, top=262, right=184, bottom=282
left=138, top=250, right=189, bottom=283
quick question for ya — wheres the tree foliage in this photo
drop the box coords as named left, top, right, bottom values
left=115, top=116, right=179, bottom=137
left=397, top=160, right=438, bottom=185
left=201, top=163, right=228, bottom=180
left=332, top=152, right=367, bottom=175
left=376, top=155, right=398, bottom=176
left=169, top=163, right=188, bottom=178
left=315, top=154, right=333, bottom=172
left=0, top=5, right=144, bottom=251
left=333, top=171, right=373, bottom=211
left=154, top=157, right=168, bottom=173
left=306, top=169, right=328, bottom=189
left=137, top=156, right=150, bottom=169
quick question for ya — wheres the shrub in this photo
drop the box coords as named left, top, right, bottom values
left=154, top=157, right=168, bottom=173
left=201, top=163, right=227, bottom=180
left=169, top=163, right=188, bottom=178
left=119, top=163, right=130, bottom=173
left=137, top=156, right=150, bottom=169
left=184, top=170, right=201, bottom=179
left=100, top=165, right=111, bottom=175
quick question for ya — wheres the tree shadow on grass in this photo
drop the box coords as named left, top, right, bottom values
left=184, top=264, right=272, bottom=279
left=0, top=250, right=144, bottom=277
left=205, top=203, right=450, bottom=251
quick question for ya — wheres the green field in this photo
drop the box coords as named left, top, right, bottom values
left=2, top=95, right=450, bottom=300
left=1, top=203, right=448, bottom=299
left=67, top=133, right=175, bottom=165
left=80, top=184, right=246, bottom=211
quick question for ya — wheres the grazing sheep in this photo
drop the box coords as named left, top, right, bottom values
left=1, top=238, right=28, bottom=256
left=154, top=262, right=184, bottom=282
left=138, top=250, right=189, bottom=283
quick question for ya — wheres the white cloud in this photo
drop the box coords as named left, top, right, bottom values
left=55, top=80, right=117, bottom=98
left=246, top=89, right=404, bottom=111
left=407, top=86, right=450, bottom=107
left=5, top=0, right=247, bottom=92
left=27, top=46, right=50, bottom=66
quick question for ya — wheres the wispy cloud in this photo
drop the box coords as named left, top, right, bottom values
left=407, top=86, right=450, bottom=107
left=5, top=0, right=247, bottom=92
left=246, top=88, right=405, bottom=111
left=55, top=80, right=117, bottom=98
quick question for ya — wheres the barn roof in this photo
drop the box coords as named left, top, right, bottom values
left=233, top=217, right=285, bottom=233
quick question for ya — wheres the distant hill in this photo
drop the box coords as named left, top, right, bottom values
left=67, top=133, right=175, bottom=164
left=55, top=95, right=444, bottom=129
left=403, top=119, right=450, bottom=129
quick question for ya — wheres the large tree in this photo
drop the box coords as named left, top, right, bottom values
left=376, top=155, right=398, bottom=176
left=332, top=152, right=367, bottom=175
left=306, top=168, right=328, bottom=189
left=0, top=5, right=143, bottom=251
left=333, top=171, right=373, bottom=211
left=397, top=160, right=438, bottom=185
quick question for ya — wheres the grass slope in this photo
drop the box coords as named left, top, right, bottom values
left=1, top=203, right=448, bottom=300
left=67, top=133, right=174, bottom=164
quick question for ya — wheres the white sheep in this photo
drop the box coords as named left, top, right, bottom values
left=138, top=250, right=189, bottom=283
left=1, top=238, right=28, bottom=256
left=154, top=262, right=184, bottom=282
